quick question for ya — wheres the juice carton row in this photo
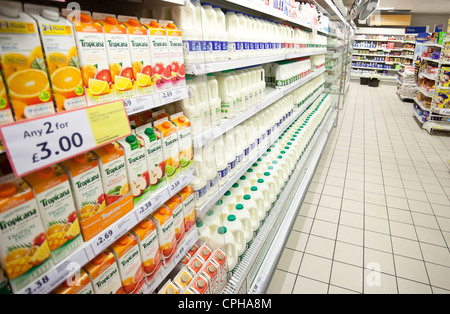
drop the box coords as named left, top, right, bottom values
left=0, top=1, right=186, bottom=124
left=159, top=242, right=227, bottom=294
left=52, top=201, right=196, bottom=295
left=0, top=111, right=194, bottom=292
left=197, top=94, right=332, bottom=275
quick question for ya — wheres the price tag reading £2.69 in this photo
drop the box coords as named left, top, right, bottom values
left=0, top=101, right=131, bottom=177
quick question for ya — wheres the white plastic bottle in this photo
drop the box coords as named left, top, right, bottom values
left=231, top=70, right=242, bottom=114
left=203, top=2, right=219, bottom=62
left=197, top=220, right=211, bottom=243
left=221, top=190, right=236, bottom=216
left=224, top=129, right=237, bottom=176
left=214, top=134, right=229, bottom=186
left=230, top=205, right=253, bottom=248
left=245, top=168, right=259, bottom=186
left=207, top=73, right=222, bottom=127
left=229, top=183, right=245, bottom=204
left=191, top=147, right=208, bottom=208
left=235, top=11, right=248, bottom=59
left=213, top=5, right=228, bottom=61
left=223, top=215, right=245, bottom=259
left=225, top=10, right=239, bottom=60
left=234, top=124, right=246, bottom=170
left=240, top=195, right=260, bottom=235
left=181, top=76, right=202, bottom=137
left=202, top=141, right=219, bottom=198
left=249, top=186, right=266, bottom=226
left=193, top=76, right=211, bottom=132
left=218, top=70, right=236, bottom=119
left=209, top=226, right=237, bottom=271
left=204, top=209, right=223, bottom=235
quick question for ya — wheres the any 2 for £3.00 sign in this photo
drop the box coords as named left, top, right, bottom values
left=0, top=100, right=131, bottom=177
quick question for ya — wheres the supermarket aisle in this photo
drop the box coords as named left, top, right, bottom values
left=267, top=82, right=450, bottom=294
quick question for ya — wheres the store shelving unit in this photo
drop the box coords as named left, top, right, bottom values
left=0, top=0, right=350, bottom=295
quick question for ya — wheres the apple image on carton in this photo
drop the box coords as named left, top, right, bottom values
left=149, top=163, right=165, bottom=186
left=131, top=176, right=148, bottom=198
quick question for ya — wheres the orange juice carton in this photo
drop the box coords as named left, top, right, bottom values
left=165, top=194, right=185, bottom=243
left=140, top=19, right=172, bottom=92
left=84, top=250, right=124, bottom=294
left=24, top=165, right=83, bottom=265
left=93, top=13, right=136, bottom=100
left=187, top=243, right=199, bottom=257
left=0, top=178, right=52, bottom=292
left=160, top=21, right=186, bottom=88
left=196, top=243, right=213, bottom=263
left=60, top=153, right=105, bottom=222
left=201, top=260, right=219, bottom=294
left=65, top=11, right=114, bottom=105
left=180, top=254, right=190, bottom=266
left=93, top=142, right=129, bottom=206
left=151, top=109, right=169, bottom=122
left=188, top=275, right=209, bottom=294
left=187, top=255, right=204, bottom=276
left=25, top=4, right=87, bottom=112
left=211, top=249, right=227, bottom=292
left=118, top=135, right=151, bottom=205
left=109, top=232, right=145, bottom=294
left=0, top=1, right=55, bottom=120
left=0, top=74, right=14, bottom=125
left=158, top=280, right=178, bottom=294
left=118, top=16, right=154, bottom=96
left=136, top=125, right=166, bottom=193
left=131, top=218, right=162, bottom=284
left=173, top=267, right=193, bottom=291
left=171, top=113, right=193, bottom=174
left=154, top=118, right=181, bottom=184
left=177, top=185, right=195, bottom=233
left=53, top=269, right=94, bottom=294
left=150, top=206, right=177, bottom=265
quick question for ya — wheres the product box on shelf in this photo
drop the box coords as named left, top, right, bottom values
left=0, top=178, right=52, bottom=292
left=173, top=267, right=193, bottom=291
left=65, top=11, right=114, bottom=105
left=165, top=194, right=185, bottom=243
left=24, top=165, right=83, bottom=265
left=159, top=280, right=178, bottom=294
left=141, top=19, right=173, bottom=92
left=60, top=153, right=134, bottom=241
left=131, top=218, right=162, bottom=284
left=93, top=13, right=136, bottom=100
left=109, top=233, right=145, bottom=294
left=151, top=206, right=178, bottom=266
left=0, top=1, right=55, bottom=121
left=160, top=20, right=186, bottom=88
left=118, top=16, right=155, bottom=96
left=118, top=135, right=151, bottom=205
left=0, top=75, right=13, bottom=126
left=136, top=126, right=167, bottom=193
left=177, top=185, right=196, bottom=233
left=53, top=269, right=94, bottom=294
left=84, top=250, right=124, bottom=294
left=170, top=113, right=193, bottom=174
left=435, top=88, right=450, bottom=109
left=25, top=4, right=87, bottom=113
left=154, top=118, right=181, bottom=184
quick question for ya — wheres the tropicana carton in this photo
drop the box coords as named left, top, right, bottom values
left=84, top=250, right=124, bottom=294
left=154, top=118, right=181, bottom=184
left=53, top=269, right=94, bottom=294
left=0, top=1, right=55, bottom=120
left=150, top=206, right=177, bottom=266
left=0, top=178, right=52, bottom=292
left=25, top=4, right=87, bottom=112
left=24, top=165, right=83, bottom=265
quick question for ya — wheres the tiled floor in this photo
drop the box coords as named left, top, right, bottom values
left=266, top=82, right=450, bottom=294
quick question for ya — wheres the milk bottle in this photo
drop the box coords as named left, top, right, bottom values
left=171, top=0, right=203, bottom=64
left=231, top=70, right=242, bottom=114
left=193, top=76, right=211, bottom=131
left=191, top=147, right=208, bottom=208
left=214, top=135, right=229, bottom=186
left=230, top=205, right=252, bottom=248
left=229, top=183, right=245, bottom=204
left=234, top=125, right=246, bottom=170
left=197, top=220, right=211, bottom=243
left=213, top=5, right=228, bottom=61
left=225, top=10, right=239, bottom=59
left=209, top=227, right=237, bottom=272
left=202, top=3, right=218, bottom=62
left=238, top=176, right=253, bottom=195
left=218, top=70, right=236, bottom=119
left=202, top=141, right=219, bottom=198
left=240, top=195, right=259, bottom=236
left=249, top=186, right=266, bottom=226
left=223, top=215, right=245, bottom=260
left=245, top=168, right=259, bottom=186
left=181, top=76, right=204, bottom=137
left=207, top=73, right=222, bottom=127
left=224, top=129, right=237, bottom=176
left=204, top=209, right=222, bottom=234
left=235, top=12, right=247, bottom=58
left=220, top=191, right=236, bottom=218
left=236, top=69, right=249, bottom=111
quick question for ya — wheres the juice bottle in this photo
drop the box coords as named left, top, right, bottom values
left=118, top=135, right=151, bottom=205
left=93, top=142, right=129, bottom=206
left=84, top=250, right=124, bottom=294
left=154, top=118, right=181, bottom=184
left=118, top=16, right=154, bottom=96
left=165, top=194, right=185, bottom=243
left=171, top=113, right=193, bottom=174
left=141, top=19, right=173, bottom=92
left=137, top=126, right=166, bottom=192
left=53, top=269, right=94, bottom=294
left=25, top=4, right=86, bottom=112
left=177, top=185, right=195, bottom=233
left=131, top=218, right=162, bottom=283
left=0, top=179, right=52, bottom=292
left=160, top=21, right=186, bottom=88
left=0, top=2, right=54, bottom=120
left=93, top=13, right=136, bottom=100
left=67, top=12, right=114, bottom=105
left=150, top=206, right=177, bottom=265
left=109, top=233, right=145, bottom=294
left=60, top=153, right=106, bottom=222
left=24, top=165, right=83, bottom=265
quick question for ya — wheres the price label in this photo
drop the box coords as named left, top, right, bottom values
left=439, top=108, right=450, bottom=115
left=23, top=273, right=52, bottom=294
left=159, top=87, right=189, bottom=105
left=124, top=95, right=155, bottom=115
left=0, top=101, right=131, bottom=177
